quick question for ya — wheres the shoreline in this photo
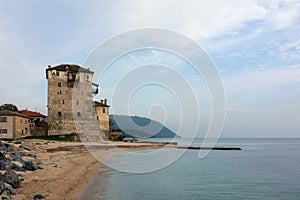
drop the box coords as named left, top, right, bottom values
left=12, top=140, right=241, bottom=199
left=13, top=140, right=100, bottom=200
left=12, top=140, right=175, bottom=200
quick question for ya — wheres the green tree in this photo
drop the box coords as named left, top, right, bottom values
left=0, top=103, right=18, bottom=111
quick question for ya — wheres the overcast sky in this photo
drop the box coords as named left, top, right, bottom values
left=1, top=1, right=300, bottom=138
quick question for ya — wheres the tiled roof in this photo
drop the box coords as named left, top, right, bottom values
left=94, top=101, right=110, bottom=107
left=0, top=110, right=31, bottom=118
left=18, top=110, right=46, bottom=118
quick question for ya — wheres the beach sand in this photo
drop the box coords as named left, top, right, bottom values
left=12, top=140, right=175, bottom=200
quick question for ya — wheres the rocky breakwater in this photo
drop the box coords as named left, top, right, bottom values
left=0, top=141, right=43, bottom=200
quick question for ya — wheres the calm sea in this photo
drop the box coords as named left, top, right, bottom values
left=81, top=138, right=300, bottom=200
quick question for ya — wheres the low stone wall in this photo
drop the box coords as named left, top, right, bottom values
left=30, top=127, right=48, bottom=137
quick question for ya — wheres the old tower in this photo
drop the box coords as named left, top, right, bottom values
left=46, top=64, right=99, bottom=135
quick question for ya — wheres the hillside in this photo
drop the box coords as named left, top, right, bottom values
left=109, top=115, right=180, bottom=138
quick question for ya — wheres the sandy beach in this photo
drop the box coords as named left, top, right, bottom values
left=12, top=140, right=175, bottom=200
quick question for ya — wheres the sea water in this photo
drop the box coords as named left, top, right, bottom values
left=84, top=138, right=300, bottom=200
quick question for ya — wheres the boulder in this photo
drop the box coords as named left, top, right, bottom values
left=19, top=145, right=30, bottom=151
left=0, top=181, right=6, bottom=194
left=0, top=143, right=12, bottom=152
left=3, top=170, right=20, bottom=188
left=0, top=159, right=12, bottom=170
left=33, top=194, right=45, bottom=199
left=11, top=161, right=24, bottom=169
left=4, top=183, right=16, bottom=195
left=4, top=154, right=13, bottom=160
left=17, top=174, right=24, bottom=182
left=21, top=156, right=36, bottom=163
left=1, top=190, right=11, bottom=200
left=24, top=162, right=39, bottom=171
left=32, top=159, right=42, bottom=165
left=12, top=154, right=23, bottom=162
left=0, top=152, right=5, bottom=159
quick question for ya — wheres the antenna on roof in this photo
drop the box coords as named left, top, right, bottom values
left=90, top=59, right=94, bottom=70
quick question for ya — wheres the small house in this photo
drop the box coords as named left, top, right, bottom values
left=0, top=110, right=31, bottom=139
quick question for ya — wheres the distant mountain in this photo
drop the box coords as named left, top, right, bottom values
left=109, top=115, right=180, bottom=138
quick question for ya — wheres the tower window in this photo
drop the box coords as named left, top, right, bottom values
left=0, top=129, right=7, bottom=134
left=0, top=117, right=7, bottom=122
left=58, top=82, right=61, bottom=87
left=77, top=112, right=81, bottom=117
left=62, top=100, right=64, bottom=104
left=77, top=100, right=79, bottom=105
left=58, top=112, right=62, bottom=117
left=103, top=108, right=105, bottom=113
left=56, top=71, right=60, bottom=76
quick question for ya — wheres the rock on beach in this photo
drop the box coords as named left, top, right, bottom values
left=0, top=141, right=42, bottom=199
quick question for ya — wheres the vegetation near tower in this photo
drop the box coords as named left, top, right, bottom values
left=0, top=103, right=18, bottom=111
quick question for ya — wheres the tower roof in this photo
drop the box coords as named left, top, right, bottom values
left=53, top=64, right=93, bottom=72
left=94, top=101, right=110, bottom=107
left=46, top=64, right=94, bottom=79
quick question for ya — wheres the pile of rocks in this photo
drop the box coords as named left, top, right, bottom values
left=0, top=141, right=42, bottom=200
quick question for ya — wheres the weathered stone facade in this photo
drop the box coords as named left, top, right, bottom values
left=0, top=111, right=31, bottom=139
left=46, top=64, right=95, bottom=135
left=94, top=99, right=110, bottom=133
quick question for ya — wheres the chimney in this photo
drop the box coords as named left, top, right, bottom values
left=48, top=65, right=51, bottom=69
left=100, top=100, right=103, bottom=104
left=104, top=99, right=107, bottom=105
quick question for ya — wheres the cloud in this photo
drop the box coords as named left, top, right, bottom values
left=108, top=0, right=300, bottom=41
left=278, top=38, right=300, bottom=61
left=224, top=65, right=300, bottom=94
left=0, top=0, right=300, bottom=135
left=112, top=0, right=265, bottom=39
left=264, top=0, right=300, bottom=30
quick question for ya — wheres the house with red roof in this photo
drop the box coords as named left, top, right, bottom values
left=19, top=109, right=46, bottom=122
left=18, top=109, right=47, bottom=136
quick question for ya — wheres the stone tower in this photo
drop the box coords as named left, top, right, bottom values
left=46, top=64, right=98, bottom=135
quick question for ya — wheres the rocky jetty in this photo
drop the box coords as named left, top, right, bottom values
left=0, top=141, right=42, bottom=200
left=177, top=146, right=242, bottom=150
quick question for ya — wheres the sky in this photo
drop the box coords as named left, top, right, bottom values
left=0, top=0, right=300, bottom=138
